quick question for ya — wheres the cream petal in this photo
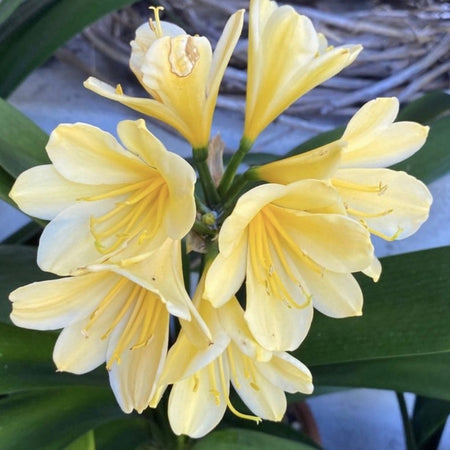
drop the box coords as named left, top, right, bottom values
left=9, top=272, right=112, bottom=330
left=204, top=234, right=247, bottom=307
left=207, top=9, right=244, bottom=102
left=254, top=141, right=343, bottom=184
left=53, top=318, right=109, bottom=374
left=230, top=344, right=286, bottom=421
left=141, top=35, right=212, bottom=147
left=116, top=120, right=196, bottom=239
left=245, top=255, right=314, bottom=351
left=218, top=298, right=272, bottom=362
left=130, top=21, right=186, bottom=81
left=168, top=361, right=228, bottom=438
left=37, top=201, right=116, bottom=275
left=256, top=352, right=313, bottom=394
left=9, top=165, right=111, bottom=220
left=108, top=304, right=169, bottom=414
left=341, top=122, right=429, bottom=169
left=363, top=256, right=382, bottom=282
left=46, top=123, right=148, bottom=185
left=334, top=168, right=433, bottom=240
left=83, top=77, right=191, bottom=141
left=282, top=212, right=374, bottom=273
left=219, top=183, right=287, bottom=254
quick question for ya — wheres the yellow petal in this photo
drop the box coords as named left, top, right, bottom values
left=9, top=165, right=110, bottom=220
left=83, top=77, right=191, bottom=141
left=46, top=123, right=148, bottom=184
left=10, top=272, right=111, bottom=330
left=333, top=168, right=433, bottom=240
left=253, top=141, right=343, bottom=184
left=168, top=361, right=228, bottom=438
left=363, top=256, right=382, bottom=282
left=340, top=97, right=429, bottom=168
left=107, top=303, right=169, bottom=413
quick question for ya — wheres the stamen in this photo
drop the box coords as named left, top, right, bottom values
left=367, top=224, right=403, bottom=241
left=149, top=6, right=164, bottom=38
left=346, top=207, right=394, bottom=219
left=115, top=84, right=123, bottom=95
left=208, top=363, right=221, bottom=406
left=218, top=355, right=261, bottom=424
left=77, top=180, right=150, bottom=202
left=333, top=178, right=387, bottom=194
left=226, top=347, right=240, bottom=389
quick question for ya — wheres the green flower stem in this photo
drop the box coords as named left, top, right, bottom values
left=195, top=195, right=212, bottom=215
left=218, top=136, right=253, bottom=197
left=222, top=174, right=248, bottom=214
left=193, top=146, right=221, bottom=207
left=396, top=392, right=417, bottom=450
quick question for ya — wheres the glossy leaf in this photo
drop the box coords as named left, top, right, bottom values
left=192, top=428, right=317, bottom=450
left=296, top=247, right=450, bottom=366
left=0, top=0, right=137, bottom=96
left=312, top=352, right=450, bottom=401
left=95, top=417, right=152, bottom=450
left=412, top=396, right=450, bottom=448
left=397, top=91, right=450, bottom=124
left=0, top=387, right=124, bottom=450
left=0, top=0, right=26, bottom=27
left=0, top=246, right=56, bottom=323
left=64, top=431, right=96, bottom=450
left=0, top=322, right=106, bottom=394
left=0, top=98, right=49, bottom=178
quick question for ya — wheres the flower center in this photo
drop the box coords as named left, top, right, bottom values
left=248, top=205, right=317, bottom=309
left=81, top=176, right=168, bottom=255
left=82, top=277, right=164, bottom=370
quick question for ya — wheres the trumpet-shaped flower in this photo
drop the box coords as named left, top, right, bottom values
left=244, top=0, right=362, bottom=142
left=253, top=98, right=433, bottom=246
left=9, top=243, right=187, bottom=414
left=84, top=8, right=244, bottom=149
left=155, top=276, right=313, bottom=438
left=204, top=180, right=374, bottom=351
left=10, top=119, right=196, bottom=276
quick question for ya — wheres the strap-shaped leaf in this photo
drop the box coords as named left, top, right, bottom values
left=0, top=387, right=124, bottom=450
left=0, top=246, right=55, bottom=323
left=312, top=352, right=450, bottom=401
left=0, top=98, right=49, bottom=178
left=192, top=428, right=317, bottom=450
left=296, top=247, right=450, bottom=366
left=0, top=166, right=15, bottom=206
left=397, top=91, right=450, bottom=124
left=0, top=0, right=137, bottom=96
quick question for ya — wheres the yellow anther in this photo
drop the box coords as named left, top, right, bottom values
left=149, top=6, right=164, bottom=38
left=115, top=84, right=123, bottom=95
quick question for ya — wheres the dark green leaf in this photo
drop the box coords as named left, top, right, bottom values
left=0, top=387, right=124, bottom=450
left=0, top=245, right=56, bottom=323
left=64, top=430, right=96, bottom=450
left=0, top=166, right=15, bottom=206
left=397, top=91, right=450, bottom=124
left=391, top=116, right=450, bottom=183
left=0, top=0, right=26, bottom=27
left=192, top=428, right=317, bottom=450
left=286, top=127, right=344, bottom=157
left=296, top=247, right=450, bottom=366
left=1, top=221, right=41, bottom=245
left=0, top=322, right=106, bottom=394
left=0, top=98, right=49, bottom=178
left=0, top=0, right=138, bottom=96
left=95, top=417, right=152, bottom=450
left=312, top=352, right=450, bottom=401
left=412, top=396, right=450, bottom=448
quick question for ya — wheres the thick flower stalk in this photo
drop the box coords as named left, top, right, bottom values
left=205, top=180, right=374, bottom=351
left=153, top=276, right=313, bottom=438
left=252, top=98, right=433, bottom=246
left=9, top=239, right=199, bottom=414
left=10, top=119, right=196, bottom=275
left=84, top=7, right=244, bottom=150
left=244, top=0, right=362, bottom=143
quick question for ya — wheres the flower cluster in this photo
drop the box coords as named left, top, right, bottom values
left=9, top=0, right=432, bottom=438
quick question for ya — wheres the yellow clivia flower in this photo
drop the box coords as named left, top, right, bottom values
left=204, top=180, right=374, bottom=351
left=10, top=119, right=196, bottom=276
left=153, top=275, right=312, bottom=438
left=244, top=0, right=362, bottom=142
left=84, top=7, right=244, bottom=149
left=254, top=97, right=433, bottom=250
left=9, top=239, right=205, bottom=414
